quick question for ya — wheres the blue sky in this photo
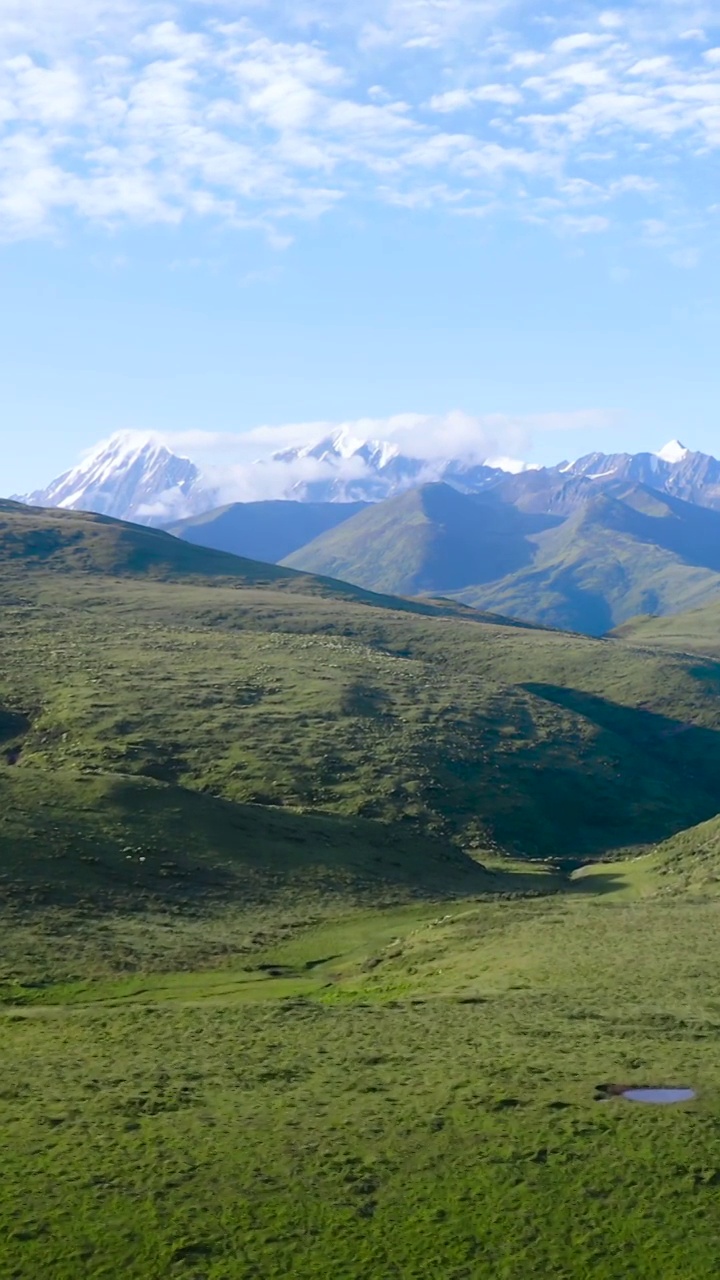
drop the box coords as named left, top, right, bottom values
left=2, top=0, right=720, bottom=493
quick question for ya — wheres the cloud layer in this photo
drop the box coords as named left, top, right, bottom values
left=155, top=407, right=617, bottom=505
left=0, top=1, right=717, bottom=248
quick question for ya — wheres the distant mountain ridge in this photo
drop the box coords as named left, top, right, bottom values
left=13, top=430, right=720, bottom=526
left=12, top=429, right=720, bottom=636
left=282, top=479, right=720, bottom=635
left=10, top=426, right=533, bottom=521
left=14, top=432, right=215, bottom=526
left=282, top=483, right=560, bottom=597
left=267, top=427, right=529, bottom=502
left=166, top=499, right=370, bottom=565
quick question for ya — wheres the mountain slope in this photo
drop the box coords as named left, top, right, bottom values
left=1, top=767, right=490, bottom=925
left=0, top=498, right=517, bottom=628
left=166, top=499, right=368, bottom=563
left=462, top=485, right=720, bottom=634
left=5, top=500, right=720, bottom=863
left=0, top=499, right=302, bottom=584
left=281, top=481, right=720, bottom=635
left=282, top=483, right=560, bottom=595
left=15, top=432, right=215, bottom=525
left=612, top=598, right=720, bottom=655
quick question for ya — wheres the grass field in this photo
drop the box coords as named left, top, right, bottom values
left=4, top=876, right=720, bottom=1280
left=4, top=504, right=720, bottom=1277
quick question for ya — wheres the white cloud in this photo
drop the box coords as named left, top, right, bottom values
left=628, top=57, right=674, bottom=76
left=556, top=213, right=610, bottom=234
left=429, top=84, right=521, bottom=111
left=598, top=11, right=624, bottom=29
left=509, top=52, right=544, bottom=69
left=551, top=34, right=612, bottom=55
left=0, top=0, right=714, bottom=250
left=144, top=407, right=617, bottom=503
left=166, top=407, right=617, bottom=459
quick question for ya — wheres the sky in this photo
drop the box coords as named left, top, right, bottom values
left=2, top=0, right=720, bottom=494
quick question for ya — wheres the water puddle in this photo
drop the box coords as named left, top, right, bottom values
left=595, top=1083, right=696, bottom=1105
left=622, top=1088, right=696, bottom=1105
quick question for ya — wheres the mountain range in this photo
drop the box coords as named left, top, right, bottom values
left=12, top=428, right=529, bottom=521
left=15, top=429, right=720, bottom=523
left=11, top=429, right=720, bottom=635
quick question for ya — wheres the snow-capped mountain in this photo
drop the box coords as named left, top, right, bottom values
left=556, top=441, right=720, bottom=509
left=268, top=427, right=523, bottom=502
left=15, top=432, right=216, bottom=526
left=11, top=428, right=720, bottom=527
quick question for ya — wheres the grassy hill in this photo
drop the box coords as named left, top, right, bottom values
left=613, top=598, right=720, bottom=656
left=463, top=486, right=720, bottom=634
left=0, top=499, right=302, bottom=583
left=4, top=501, right=720, bottom=866
left=282, top=482, right=559, bottom=596
left=280, top=483, right=720, bottom=635
left=0, top=498, right=503, bottom=624
left=6, top=503, right=720, bottom=1278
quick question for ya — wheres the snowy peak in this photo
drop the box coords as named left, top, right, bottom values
left=12, top=428, right=720, bottom=527
left=268, top=429, right=512, bottom=502
left=273, top=429, right=401, bottom=468
left=656, top=439, right=690, bottom=464
left=17, top=431, right=214, bottom=526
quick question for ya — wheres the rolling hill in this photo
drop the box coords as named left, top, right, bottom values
left=613, top=597, right=720, bottom=656
left=7, top=499, right=720, bottom=1279
left=282, top=483, right=560, bottom=596
left=4, top=499, right=720, bottom=871
left=463, top=485, right=720, bottom=634
left=0, top=498, right=503, bottom=625
left=281, top=482, right=720, bottom=635
left=0, top=498, right=300, bottom=583
left=166, top=498, right=368, bottom=564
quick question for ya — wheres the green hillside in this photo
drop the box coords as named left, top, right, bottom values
left=4, top=502, right=720, bottom=864
left=282, top=482, right=557, bottom=595
left=463, top=486, right=720, bottom=635
left=280, top=482, right=720, bottom=636
left=0, top=498, right=500, bottom=623
left=0, top=499, right=300, bottom=583
left=6, top=504, right=720, bottom=1279
left=613, top=598, right=720, bottom=655
left=650, top=815, right=720, bottom=892
left=167, top=498, right=367, bottom=563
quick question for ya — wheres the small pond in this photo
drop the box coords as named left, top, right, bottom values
left=622, top=1088, right=696, bottom=1105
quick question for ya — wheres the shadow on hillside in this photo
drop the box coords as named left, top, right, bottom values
left=0, top=708, right=30, bottom=743
left=1, top=771, right=500, bottom=915
left=614, top=489, right=720, bottom=572
left=438, top=493, right=563, bottom=587
left=569, top=871, right=633, bottom=897
left=516, top=683, right=720, bottom=853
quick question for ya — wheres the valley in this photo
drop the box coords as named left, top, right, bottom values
left=3, top=501, right=720, bottom=1276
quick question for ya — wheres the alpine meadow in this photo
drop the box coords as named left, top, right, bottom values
left=5, top=1, right=720, bottom=1276
left=4, top=495, right=720, bottom=1279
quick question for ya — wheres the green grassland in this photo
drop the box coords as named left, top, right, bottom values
left=5, top=504, right=720, bottom=860
left=4, top=884, right=720, bottom=1280
left=4, top=504, right=720, bottom=1277
left=613, top=598, right=720, bottom=657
